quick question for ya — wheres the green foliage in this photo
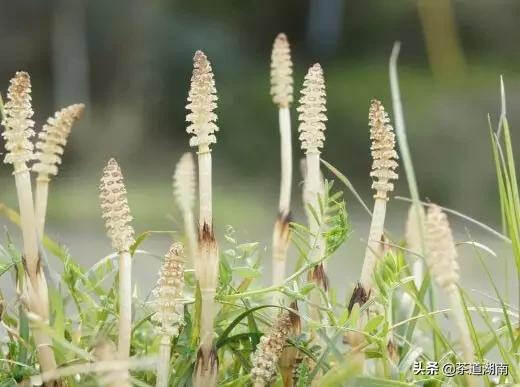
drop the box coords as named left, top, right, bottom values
left=1, top=78, right=519, bottom=386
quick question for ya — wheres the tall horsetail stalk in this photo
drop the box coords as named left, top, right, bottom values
left=1, top=71, right=58, bottom=379
left=152, top=243, right=185, bottom=387
left=425, top=204, right=475, bottom=387
left=33, top=104, right=84, bottom=239
left=186, top=50, right=219, bottom=386
left=99, top=158, right=135, bottom=359
left=359, top=99, right=398, bottom=294
left=270, top=33, right=294, bottom=292
left=297, top=64, right=329, bottom=296
left=173, top=152, right=198, bottom=259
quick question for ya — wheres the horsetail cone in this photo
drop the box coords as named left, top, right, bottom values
left=368, top=99, right=398, bottom=200
left=1, top=71, right=35, bottom=168
left=151, top=243, right=185, bottom=337
left=33, top=103, right=85, bottom=178
left=33, top=103, right=84, bottom=239
left=251, top=310, right=294, bottom=387
left=186, top=50, right=218, bottom=154
left=99, top=159, right=135, bottom=253
left=270, top=33, right=293, bottom=108
left=424, top=204, right=460, bottom=291
left=297, top=63, right=326, bottom=154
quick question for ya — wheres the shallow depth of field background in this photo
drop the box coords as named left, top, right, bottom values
left=1, top=0, right=519, bottom=303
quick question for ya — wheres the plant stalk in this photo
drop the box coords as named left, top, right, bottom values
left=272, top=106, right=292, bottom=293
left=200, top=288, right=216, bottom=354
left=183, top=209, right=198, bottom=261
left=156, top=335, right=171, bottom=387
left=447, top=287, right=475, bottom=387
left=305, top=152, right=325, bottom=262
left=34, top=175, right=50, bottom=241
left=360, top=197, right=387, bottom=291
left=193, top=147, right=219, bottom=387
left=14, top=166, right=58, bottom=379
left=118, top=251, right=132, bottom=359
left=198, top=149, right=212, bottom=227
left=278, top=107, right=292, bottom=213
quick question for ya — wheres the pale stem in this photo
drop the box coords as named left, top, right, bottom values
left=183, top=209, right=198, bottom=261
left=13, top=167, right=39, bottom=277
left=200, top=288, right=216, bottom=354
left=35, top=176, right=50, bottom=241
left=14, top=166, right=57, bottom=374
left=305, top=152, right=325, bottom=263
left=271, top=255, right=287, bottom=301
left=271, top=107, right=292, bottom=295
left=447, top=288, right=476, bottom=387
left=33, top=328, right=58, bottom=376
left=156, top=335, right=171, bottom=387
left=360, top=197, right=387, bottom=290
left=198, top=149, right=212, bottom=228
left=278, top=107, right=292, bottom=213
left=305, top=152, right=327, bottom=353
left=412, top=259, right=424, bottom=289
left=196, top=145, right=217, bottom=354
left=253, top=381, right=265, bottom=387
left=118, top=251, right=132, bottom=359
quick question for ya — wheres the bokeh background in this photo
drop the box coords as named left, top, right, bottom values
left=1, top=0, right=519, bottom=300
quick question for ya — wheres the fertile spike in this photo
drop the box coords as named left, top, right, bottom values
left=424, top=204, right=460, bottom=291
left=251, top=311, right=293, bottom=386
left=186, top=50, right=219, bottom=152
left=33, top=103, right=84, bottom=177
left=1, top=71, right=35, bottom=166
left=297, top=63, right=327, bottom=153
left=270, top=33, right=293, bottom=107
left=151, top=243, right=185, bottom=336
left=369, top=99, right=398, bottom=200
left=99, top=159, right=135, bottom=253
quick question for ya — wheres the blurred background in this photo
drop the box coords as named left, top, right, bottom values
left=1, top=0, right=519, bottom=300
